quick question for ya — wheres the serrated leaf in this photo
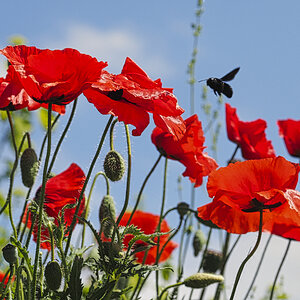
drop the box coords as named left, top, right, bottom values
left=69, top=256, right=83, bottom=300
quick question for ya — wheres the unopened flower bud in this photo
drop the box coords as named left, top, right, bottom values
left=177, top=202, right=189, bottom=218
left=2, top=243, right=17, bottom=265
left=99, top=195, right=116, bottom=237
left=183, top=273, right=224, bottom=289
left=44, top=261, right=62, bottom=291
left=202, top=249, right=223, bottom=273
left=20, top=148, right=39, bottom=188
left=103, top=150, right=125, bottom=181
left=193, top=229, right=206, bottom=256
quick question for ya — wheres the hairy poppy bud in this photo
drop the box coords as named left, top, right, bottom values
left=44, top=261, right=62, bottom=291
left=20, top=148, right=39, bottom=188
left=192, top=229, right=206, bottom=256
left=177, top=202, right=189, bottom=218
left=202, top=249, right=223, bottom=273
left=183, top=273, right=224, bottom=289
left=2, top=243, right=17, bottom=265
left=99, top=195, right=116, bottom=237
left=103, top=150, right=125, bottom=181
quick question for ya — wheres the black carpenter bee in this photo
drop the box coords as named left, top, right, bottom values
left=200, top=67, right=240, bottom=98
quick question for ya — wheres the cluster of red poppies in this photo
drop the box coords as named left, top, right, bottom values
left=2, top=45, right=300, bottom=264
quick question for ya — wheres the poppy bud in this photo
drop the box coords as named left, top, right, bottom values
left=183, top=273, right=224, bottom=289
left=44, top=261, right=62, bottom=291
left=99, top=195, right=116, bottom=237
left=177, top=202, right=189, bottom=218
left=2, top=243, right=17, bottom=265
left=20, top=148, right=39, bottom=188
left=192, top=229, right=206, bottom=256
left=202, top=249, right=223, bottom=273
left=103, top=150, right=125, bottom=181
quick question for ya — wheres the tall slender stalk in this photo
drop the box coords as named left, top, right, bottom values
left=155, top=157, right=168, bottom=297
left=64, top=115, right=114, bottom=256
left=229, top=210, right=264, bottom=300
left=32, top=103, right=53, bottom=299
left=269, top=239, right=292, bottom=300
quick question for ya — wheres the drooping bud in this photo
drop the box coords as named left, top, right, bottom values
left=177, top=202, right=189, bottom=219
left=44, top=261, right=62, bottom=291
left=192, top=229, right=206, bottom=256
left=202, top=249, right=223, bottom=273
left=103, top=150, right=125, bottom=181
left=2, top=243, right=17, bottom=265
left=20, top=148, right=39, bottom=188
left=99, top=195, right=116, bottom=237
left=183, top=273, right=224, bottom=289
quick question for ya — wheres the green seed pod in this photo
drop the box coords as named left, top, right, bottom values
left=183, top=273, right=224, bottom=289
left=99, top=195, right=116, bottom=237
left=44, top=261, right=62, bottom=291
left=103, top=150, right=125, bottom=181
left=2, top=243, right=17, bottom=265
left=192, top=229, right=206, bottom=256
left=20, top=148, right=39, bottom=188
left=177, top=202, right=189, bottom=219
left=202, top=249, right=223, bottom=273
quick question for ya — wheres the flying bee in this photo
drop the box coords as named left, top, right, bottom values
left=199, top=67, right=240, bottom=98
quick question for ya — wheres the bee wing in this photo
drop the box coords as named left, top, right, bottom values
left=220, top=67, right=240, bottom=82
left=222, top=83, right=233, bottom=98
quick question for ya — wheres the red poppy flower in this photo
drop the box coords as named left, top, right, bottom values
left=0, top=271, right=11, bottom=287
left=84, top=57, right=185, bottom=139
left=151, top=114, right=218, bottom=187
left=118, top=211, right=177, bottom=265
left=197, top=157, right=300, bottom=234
left=0, top=45, right=107, bottom=106
left=23, top=163, right=86, bottom=250
left=0, top=65, right=65, bottom=114
left=277, top=119, right=300, bottom=158
left=225, top=103, right=275, bottom=159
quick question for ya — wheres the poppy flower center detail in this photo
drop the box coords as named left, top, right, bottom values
left=242, top=198, right=282, bottom=213
left=33, top=95, right=65, bottom=105
left=107, top=89, right=124, bottom=101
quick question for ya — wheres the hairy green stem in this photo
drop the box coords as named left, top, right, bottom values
left=269, top=239, right=291, bottom=300
left=47, top=98, right=78, bottom=175
left=64, top=115, right=114, bottom=256
left=32, top=103, right=53, bottom=299
left=229, top=210, right=263, bottom=300
left=127, top=154, right=163, bottom=225
left=243, top=234, right=272, bottom=300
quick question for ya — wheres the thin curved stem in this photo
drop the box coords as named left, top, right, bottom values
left=159, top=282, right=183, bottom=300
left=155, top=157, right=168, bottom=298
left=229, top=210, right=264, bottom=300
left=64, top=115, right=114, bottom=256
left=47, top=98, right=78, bottom=175
left=116, top=124, right=132, bottom=226
left=81, top=172, right=110, bottom=247
left=243, top=234, right=272, bottom=300
left=127, top=154, right=163, bottom=225
left=109, top=118, right=119, bottom=150
left=269, top=239, right=292, bottom=300
left=32, top=103, right=53, bottom=299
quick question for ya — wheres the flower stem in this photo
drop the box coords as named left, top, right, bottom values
left=243, top=234, right=272, bottom=300
left=81, top=171, right=110, bottom=247
left=155, top=157, right=168, bottom=298
left=32, top=103, right=53, bottom=300
left=269, top=239, right=291, bottom=300
left=159, top=282, right=184, bottom=300
left=109, top=118, right=119, bottom=150
left=127, top=154, right=162, bottom=225
left=229, top=209, right=263, bottom=300
left=47, top=97, right=78, bottom=175
left=64, top=115, right=114, bottom=256
left=116, top=124, right=132, bottom=226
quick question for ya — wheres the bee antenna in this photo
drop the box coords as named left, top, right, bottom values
left=198, top=79, right=207, bottom=83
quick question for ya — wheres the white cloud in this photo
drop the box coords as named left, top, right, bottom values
left=45, top=22, right=177, bottom=79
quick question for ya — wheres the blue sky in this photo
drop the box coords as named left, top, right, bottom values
left=1, top=0, right=300, bottom=299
